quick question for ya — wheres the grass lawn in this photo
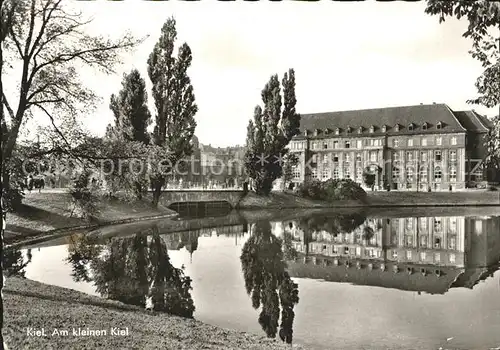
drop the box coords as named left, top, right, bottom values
left=3, top=277, right=303, bottom=350
left=5, top=192, right=176, bottom=244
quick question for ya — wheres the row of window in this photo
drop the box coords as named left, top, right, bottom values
left=392, top=165, right=457, bottom=182
left=391, top=250, right=457, bottom=264
left=393, top=136, right=457, bottom=148
left=310, top=152, right=380, bottom=164
left=394, top=150, right=457, bottom=162
left=306, top=121, right=446, bottom=137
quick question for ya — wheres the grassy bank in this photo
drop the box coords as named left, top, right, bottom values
left=3, top=277, right=304, bottom=350
left=5, top=192, right=177, bottom=245
left=237, top=190, right=500, bottom=209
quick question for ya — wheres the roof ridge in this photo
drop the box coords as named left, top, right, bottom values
left=301, top=103, right=447, bottom=116
left=470, top=110, right=491, bottom=131
left=444, top=105, right=467, bottom=132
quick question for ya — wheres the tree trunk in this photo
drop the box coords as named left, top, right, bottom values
left=151, top=177, right=165, bottom=208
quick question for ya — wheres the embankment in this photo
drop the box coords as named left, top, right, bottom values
left=237, top=190, right=500, bottom=209
left=3, top=277, right=304, bottom=350
left=4, top=192, right=177, bottom=245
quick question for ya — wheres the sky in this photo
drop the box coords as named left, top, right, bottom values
left=12, top=0, right=500, bottom=147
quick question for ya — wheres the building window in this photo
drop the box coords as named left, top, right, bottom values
left=356, top=167, right=363, bottom=182
left=408, top=139, right=414, bottom=147
left=343, top=166, right=351, bottom=179
left=406, top=251, right=412, bottom=260
left=369, top=125, right=375, bottom=133
left=437, top=122, right=443, bottom=130
left=434, top=166, right=442, bottom=182
left=393, top=139, right=400, bottom=148
left=333, top=154, right=339, bottom=163
left=408, top=124, right=414, bottom=131
left=420, top=235, right=428, bottom=247
left=345, top=140, right=350, bottom=149
left=333, top=168, right=340, bottom=180
left=292, top=167, right=301, bottom=179
left=406, top=151, right=414, bottom=162
left=434, top=218, right=442, bottom=232
left=451, top=137, right=457, bottom=145
left=335, top=128, right=340, bottom=135
left=312, top=154, right=317, bottom=163
left=420, top=151, right=428, bottom=162
left=345, top=153, right=352, bottom=162
left=422, top=138, right=428, bottom=146
left=356, top=153, right=362, bottom=162
left=356, top=140, right=363, bottom=149
left=347, top=126, right=351, bottom=133
left=435, top=150, right=442, bottom=162
left=436, top=137, right=442, bottom=146
left=312, top=142, right=317, bottom=150
left=407, top=167, right=414, bottom=182
left=420, top=252, right=426, bottom=261
left=392, top=167, right=400, bottom=183
left=394, top=124, right=400, bottom=132
left=322, top=168, right=330, bottom=180
left=450, top=166, right=457, bottom=182
left=434, top=253, right=441, bottom=262
left=333, top=140, right=339, bottom=149
left=323, top=154, right=329, bottom=164
left=422, top=123, right=428, bottom=130
left=393, top=152, right=400, bottom=163
left=358, top=127, right=363, bottom=134
left=382, top=125, right=387, bottom=132
left=323, top=142, right=328, bottom=149
left=370, top=152, right=377, bottom=162
left=312, top=169, right=318, bottom=179
left=449, top=254, right=456, bottom=264
left=450, top=150, right=457, bottom=163
left=419, top=166, right=428, bottom=183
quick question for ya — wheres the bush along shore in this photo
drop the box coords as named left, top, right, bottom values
left=3, top=277, right=306, bottom=350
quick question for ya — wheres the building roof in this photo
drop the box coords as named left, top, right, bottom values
left=296, top=103, right=469, bottom=139
left=452, top=110, right=490, bottom=133
left=286, top=255, right=464, bottom=295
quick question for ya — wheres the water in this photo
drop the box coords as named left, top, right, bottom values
left=7, top=206, right=500, bottom=350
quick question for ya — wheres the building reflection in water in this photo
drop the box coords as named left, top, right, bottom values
left=276, top=215, right=500, bottom=295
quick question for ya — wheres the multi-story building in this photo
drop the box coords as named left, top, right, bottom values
left=282, top=214, right=500, bottom=294
left=289, top=103, right=495, bottom=191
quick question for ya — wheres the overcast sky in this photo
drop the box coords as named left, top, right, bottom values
left=17, top=1, right=500, bottom=147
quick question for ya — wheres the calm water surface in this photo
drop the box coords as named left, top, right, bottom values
left=8, top=207, right=500, bottom=350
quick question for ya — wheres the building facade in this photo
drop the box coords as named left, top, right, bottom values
left=289, top=104, right=495, bottom=191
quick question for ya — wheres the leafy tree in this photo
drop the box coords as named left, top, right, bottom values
left=240, top=221, right=299, bottom=343
left=281, top=152, right=299, bottom=191
left=147, top=17, right=198, bottom=208
left=244, top=69, right=301, bottom=195
left=362, top=170, right=376, bottom=191
left=106, top=69, right=152, bottom=199
left=425, top=1, right=499, bottom=163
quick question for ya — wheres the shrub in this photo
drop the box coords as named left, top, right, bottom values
left=68, top=170, right=100, bottom=222
left=297, top=178, right=367, bottom=202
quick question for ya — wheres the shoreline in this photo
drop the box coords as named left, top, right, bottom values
left=3, top=277, right=305, bottom=350
left=5, top=190, right=499, bottom=248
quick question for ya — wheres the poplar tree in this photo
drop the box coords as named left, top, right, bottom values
left=147, top=17, right=198, bottom=207
left=244, top=69, right=300, bottom=195
left=107, top=69, right=151, bottom=199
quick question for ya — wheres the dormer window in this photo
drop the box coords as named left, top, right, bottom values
left=381, top=125, right=387, bottom=133
left=335, top=128, right=340, bottom=135
left=358, top=126, right=363, bottom=134
left=394, top=124, right=400, bottom=132
left=436, top=121, right=443, bottom=130
left=408, top=123, right=414, bottom=131
left=324, top=128, right=329, bottom=135
left=369, top=125, right=375, bottom=133
left=304, top=129, right=308, bottom=136
left=346, top=126, right=352, bottom=133
left=314, top=129, right=320, bottom=136
left=422, top=122, right=428, bottom=130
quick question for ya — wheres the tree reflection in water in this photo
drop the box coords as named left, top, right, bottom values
left=66, top=226, right=195, bottom=318
left=2, top=248, right=32, bottom=277
left=240, top=221, right=299, bottom=344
